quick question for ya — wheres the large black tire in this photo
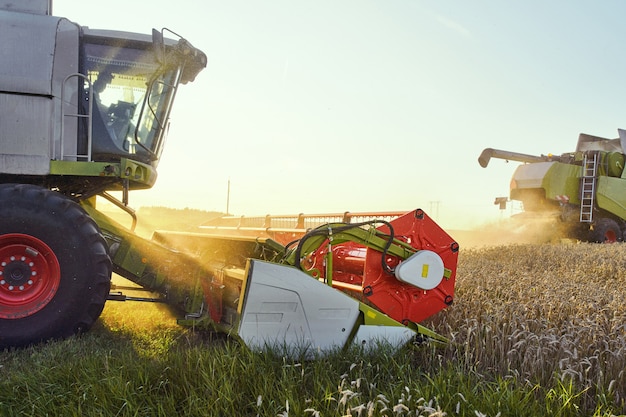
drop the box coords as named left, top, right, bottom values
left=588, top=217, right=622, bottom=243
left=0, top=184, right=112, bottom=348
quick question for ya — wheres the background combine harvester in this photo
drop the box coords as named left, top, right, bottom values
left=479, top=128, right=626, bottom=243
left=0, top=1, right=458, bottom=354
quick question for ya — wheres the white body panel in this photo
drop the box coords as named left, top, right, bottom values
left=512, top=161, right=555, bottom=189
left=0, top=95, right=52, bottom=175
left=238, top=260, right=361, bottom=354
left=0, top=8, right=79, bottom=174
left=238, top=260, right=418, bottom=356
left=353, top=325, right=416, bottom=348
left=0, top=11, right=56, bottom=95
left=394, top=250, right=444, bottom=290
left=0, top=0, right=51, bottom=15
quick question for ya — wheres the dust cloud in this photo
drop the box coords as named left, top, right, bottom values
left=97, top=198, right=566, bottom=252
left=96, top=201, right=224, bottom=238
left=449, top=214, right=566, bottom=249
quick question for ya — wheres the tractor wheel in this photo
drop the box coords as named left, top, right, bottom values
left=0, top=184, right=112, bottom=348
left=589, top=218, right=622, bottom=243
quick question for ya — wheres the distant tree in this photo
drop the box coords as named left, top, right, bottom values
left=135, top=206, right=225, bottom=232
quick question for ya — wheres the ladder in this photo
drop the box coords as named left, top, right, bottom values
left=580, top=152, right=598, bottom=222
left=59, top=73, right=93, bottom=161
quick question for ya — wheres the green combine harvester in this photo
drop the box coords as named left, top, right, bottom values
left=480, top=129, right=626, bottom=242
left=0, top=1, right=458, bottom=355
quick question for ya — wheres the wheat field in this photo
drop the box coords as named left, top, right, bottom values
left=424, top=239, right=626, bottom=413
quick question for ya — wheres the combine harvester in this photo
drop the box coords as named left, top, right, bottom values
left=0, top=1, right=458, bottom=354
left=479, top=129, right=626, bottom=243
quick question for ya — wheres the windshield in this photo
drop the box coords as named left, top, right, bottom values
left=84, top=41, right=181, bottom=165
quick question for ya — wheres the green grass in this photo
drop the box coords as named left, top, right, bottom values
left=1, top=243, right=625, bottom=416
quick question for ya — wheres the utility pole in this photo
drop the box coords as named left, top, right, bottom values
left=429, top=201, right=440, bottom=220
left=226, top=178, right=230, bottom=215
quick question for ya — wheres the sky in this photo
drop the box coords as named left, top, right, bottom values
left=53, top=0, right=626, bottom=230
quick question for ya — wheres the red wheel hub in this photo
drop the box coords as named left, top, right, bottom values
left=0, top=234, right=61, bottom=319
left=604, top=230, right=617, bottom=243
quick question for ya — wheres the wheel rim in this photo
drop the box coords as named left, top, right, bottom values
left=0, top=234, right=61, bottom=319
left=604, top=230, right=618, bottom=243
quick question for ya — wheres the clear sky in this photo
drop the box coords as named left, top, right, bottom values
left=53, top=1, right=626, bottom=229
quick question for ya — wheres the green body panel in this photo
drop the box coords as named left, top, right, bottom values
left=118, top=159, right=158, bottom=188
left=529, top=159, right=626, bottom=219
left=596, top=176, right=626, bottom=220
left=50, top=160, right=121, bottom=177
left=510, top=161, right=581, bottom=210
left=358, top=302, right=448, bottom=345
left=511, top=152, right=626, bottom=221
left=50, top=158, right=157, bottom=189
left=541, top=162, right=582, bottom=203
left=81, top=202, right=205, bottom=315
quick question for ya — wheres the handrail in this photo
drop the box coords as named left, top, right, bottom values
left=59, top=73, right=92, bottom=161
left=200, top=211, right=407, bottom=230
left=99, top=191, right=138, bottom=232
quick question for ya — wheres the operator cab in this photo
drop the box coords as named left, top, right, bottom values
left=0, top=3, right=205, bottom=194
left=81, top=29, right=205, bottom=166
